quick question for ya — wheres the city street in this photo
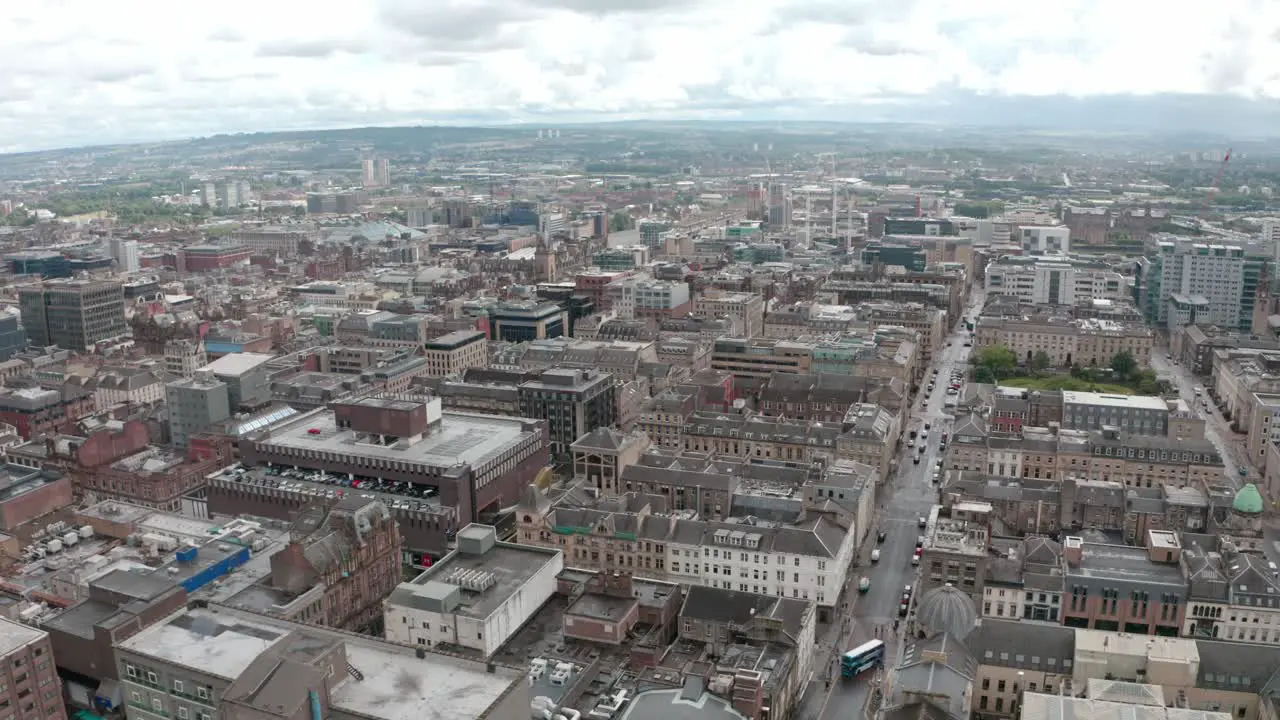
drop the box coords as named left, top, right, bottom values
left=799, top=289, right=984, bottom=720
left=1148, top=350, right=1248, bottom=488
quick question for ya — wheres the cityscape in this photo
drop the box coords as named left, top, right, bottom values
left=0, top=113, right=1279, bottom=720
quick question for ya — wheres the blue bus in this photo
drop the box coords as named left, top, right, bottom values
left=840, top=639, right=885, bottom=678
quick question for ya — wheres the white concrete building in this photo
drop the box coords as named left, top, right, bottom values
left=1019, top=225, right=1071, bottom=255
left=663, top=516, right=856, bottom=610
left=384, top=524, right=562, bottom=658
left=985, top=256, right=1128, bottom=305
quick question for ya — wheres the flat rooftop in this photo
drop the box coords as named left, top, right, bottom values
left=119, top=607, right=520, bottom=720
left=1062, top=391, right=1168, bottom=411
left=1073, top=629, right=1199, bottom=661
left=258, top=409, right=535, bottom=470
left=0, top=616, right=46, bottom=656
left=205, top=352, right=275, bottom=377
left=1068, top=543, right=1188, bottom=588
left=393, top=542, right=560, bottom=620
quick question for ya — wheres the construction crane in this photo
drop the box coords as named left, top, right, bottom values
left=1206, top=148, right=1233, bottom=207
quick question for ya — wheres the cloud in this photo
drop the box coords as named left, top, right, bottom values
left=255, top=39, right=370, bottom=59
left=0, top=0, right=1279, bottom=152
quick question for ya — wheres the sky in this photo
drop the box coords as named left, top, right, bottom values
left=3, top=0, right=1280, bottom=153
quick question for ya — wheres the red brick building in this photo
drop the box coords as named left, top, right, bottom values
left=0, top=465, right=72, bottom=531
left=0, top=385, right=95, bottom=440
left=174, top=244, right=253, bottom=272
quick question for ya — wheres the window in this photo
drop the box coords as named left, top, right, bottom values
left=146, top=671, right=158, bottom=685
left=131, top=692, right=141, bottom=704
left=151, top=699, right=163, bottom=712
left=196, top=688, right=210, bottom=701
left=173, top=681, right=184, bottom=694
left=178, top=708, right=189, bottom=720
left=126, top=666, right=137, bottom=679
left=199, top=712, right=211, bottom=720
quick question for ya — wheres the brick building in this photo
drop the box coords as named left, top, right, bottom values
left=0, top=618, right=66, bottom=720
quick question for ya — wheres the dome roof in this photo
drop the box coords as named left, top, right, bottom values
left=915, top=584, right=978, bottom=640
left=1233, top=483, right=1264, bottom=515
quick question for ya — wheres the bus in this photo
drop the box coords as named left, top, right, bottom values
left=840, top=639, right=885, bottom=678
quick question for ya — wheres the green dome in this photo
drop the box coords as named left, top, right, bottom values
left=1233, top=483, right=1264, bottom=515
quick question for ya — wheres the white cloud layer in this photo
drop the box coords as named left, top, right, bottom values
left=3, top=0, right=1280, bottom=152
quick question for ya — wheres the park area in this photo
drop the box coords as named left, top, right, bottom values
left=970, top=345, right=1166, bottom=396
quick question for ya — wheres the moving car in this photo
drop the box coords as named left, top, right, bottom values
left=859, top=577, right=871, bottom=593
left=877, top=530, right=887, bottom=543
left=871, top=548, right=881, bottom=562
left=918, top=517, right=928, bottom=528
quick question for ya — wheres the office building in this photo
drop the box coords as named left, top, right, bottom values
left=974, top=314, right=1153, bottom=368
left=166, top=371, right=232, bottom=447
left=7, top=251, right=70, bottom=278
left=693, top=290, right=765, bottom=337
left=489, top=301, right=567, bottom=342
left=18, top=279, right=127, bottom=350
left=1140, top=238, right=1263, bottom=331
left=985, top=255, right=1128, bottom=306
left=422, top=330, right=488, bottom=377
left=1019, top=225, right=1071, bottom=254
left=604, top=277, right=691, bottom=321
left=0, top=618, right=66, bottom=720
left=518, top=369, right=617, bottom=456
left=205, top=352, right=274, bottom=411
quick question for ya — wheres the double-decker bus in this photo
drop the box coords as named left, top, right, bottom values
left=840, top=639, right=885, bottom=678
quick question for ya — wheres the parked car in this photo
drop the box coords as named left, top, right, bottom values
left=871, top=549, right=881, bottom=562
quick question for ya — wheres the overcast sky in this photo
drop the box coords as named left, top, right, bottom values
left=2, top=0, right=1279, bottom=153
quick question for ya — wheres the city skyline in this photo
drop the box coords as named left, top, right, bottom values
left=4, top=0, right=1280, bottom=153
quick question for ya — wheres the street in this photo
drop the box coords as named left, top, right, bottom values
left=1148, top=350, right=1248, bottom=489
left=800, top=288, right=985, bottom=720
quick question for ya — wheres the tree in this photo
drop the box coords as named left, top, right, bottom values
left=1110, top=351, right=1138, bottom=379
left=974, top=366, right=997, bottom=385
left=1031, top=351, right=1052, bottom=373
left=973, top=345, right=1017, bottom=377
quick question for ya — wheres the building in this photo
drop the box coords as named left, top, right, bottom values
left=114, top=605, right=528, bottom=720
left=489, top=301, right=567, bottom=342
left=19, top=279, right=127, bottom=350
left=237, top=496, right=401, bottom=632
left=422, top=330, right=488, bottom=377
left=919, top=502, right=993, bottom=601
left=7, top=251, right=71, bottom=279
left=164, top=340, right=207, bottom=379
left=0, top=307, right=27, bottom=360
left=638, top=220, right=670, bottom=249
left=235, top=397, right=548, bottom=526
left=178, top=244, right=252, bottom=272
left=0, top=385, right=94, bottom=440
left=205, top=352, right=274, bottom=412
left=0, top=618, right=67, bottom=720
left=110, top=237, right=140, bottom=273
left=166, top=371, right=231, bottom=447
left=974, top=315, right=1154, bottom=368
left=694, top=290, right=765, bottom=338
left=0, top=464, right=70, bottom=530
left=384, top=524, right=562, bottom=657
left=1019, top=225, right=1071, bottom=255
left=1061, top=391, right=1173, bottom=436
left=517, top=369, right=617, bottom=456
left=604, top=278, right=692, bottom=321
left=362, top=157, right=390, bottom=187
left=1141, top=238, right=1263, bottom=332
left=984, top=255, right=1129, bottom=306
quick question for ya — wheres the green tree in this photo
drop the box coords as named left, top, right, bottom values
left=973, top=345, right=1017, bottom=377
left=1110, top=350, right=1138, bottom=379
left=1031, top=351, right=1052, bottom=373
left=609, top=212, right=634, bottom=232
left=974, top=366, right=997, bottom=385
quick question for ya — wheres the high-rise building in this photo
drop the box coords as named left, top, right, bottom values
left=638, top=219, right=670, bottom=249
left=201, top=182, right=216, bottom=207
left=110, top=237, right=140, bottom=273
left=1140, top=238, right=1266, bottom=331
left=18, top=279, right=127, bottom=350
left=217, top=180, right=240, bottom=210
left=362, top=158, right=390, bottom=188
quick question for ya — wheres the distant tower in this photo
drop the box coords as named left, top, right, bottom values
left=537, top=129, right=545, bottom=140
left=534, top=236, right=557, bottom=283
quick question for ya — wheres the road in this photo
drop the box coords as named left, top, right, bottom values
left=1148, top=349, right=1248, bottom=489
left=805, top=288, right=985, bottom=720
